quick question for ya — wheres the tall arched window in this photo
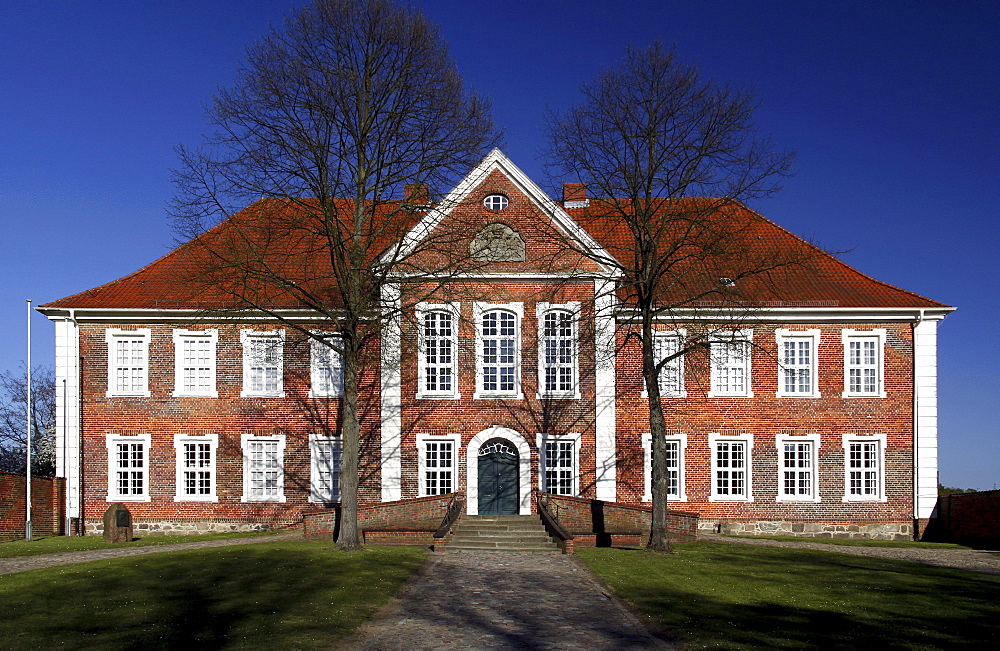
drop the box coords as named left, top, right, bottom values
left=475, top=303, right=523, bottom=398
left=416, top=303, right=460, bottom=398
left=541, top=310, right=576, bottom=396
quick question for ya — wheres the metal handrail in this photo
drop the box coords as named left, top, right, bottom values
left=537, top=492, right=574, bottom=542
left=433, top=492, right=465, bottom=539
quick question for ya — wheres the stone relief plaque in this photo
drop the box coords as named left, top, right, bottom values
left=470, top=223, right=525, bottom=262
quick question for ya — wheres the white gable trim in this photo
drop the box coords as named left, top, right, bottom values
left=383, top=148, right=617, bottom=274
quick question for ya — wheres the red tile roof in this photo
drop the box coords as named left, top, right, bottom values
left=41, top=196, right=949, bottom=311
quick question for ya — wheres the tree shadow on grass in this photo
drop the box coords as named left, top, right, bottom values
left=582, top=544, right=1000, bottom=649
left=0, top=543, right=425, bottom=649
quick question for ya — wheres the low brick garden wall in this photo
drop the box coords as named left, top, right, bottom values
left=0, top=472, right=65, bottom=540
left=924, top=490, right=1000, bottom=548
left=542, top=494, right=699, bottom=547
left=303, top=493, right=455, bottom=545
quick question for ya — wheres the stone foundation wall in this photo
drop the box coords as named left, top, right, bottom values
left=85, top=520, right=276, bottom=536
left=701, top=519, right=913, bottom=540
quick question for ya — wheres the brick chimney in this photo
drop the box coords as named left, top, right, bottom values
left=404, top=184, right=429, bottom=206
left=562, top=183, right=589, bottom=208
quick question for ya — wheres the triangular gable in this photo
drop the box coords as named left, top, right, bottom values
left=386, top=148, right=617, bottom=276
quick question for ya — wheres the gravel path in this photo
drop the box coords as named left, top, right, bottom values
left=0, top=531, right=299, bottom=575
left=339, top=550, right=672, bottom=650
left=701, top=534, right=1000, bottom=575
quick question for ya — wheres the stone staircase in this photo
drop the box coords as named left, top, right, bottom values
left=446, top=515, right=562, bottom=553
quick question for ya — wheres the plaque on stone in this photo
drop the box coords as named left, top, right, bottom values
left=103, top=502, right=134, bottom=543
left=470, top=224, right=525, bottom=262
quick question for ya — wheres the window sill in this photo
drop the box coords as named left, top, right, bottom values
left=240, top=391, right=287, bottom=398
left=474, top=392, right=524, bottom=400
left=707, top=392, right=755, bottom=399
left=172, top=391, right=219, bottom=398
left=106, top=391, right=151, bottom=398
left=708, top=495, right=754, bottom=502
left=107, top=496, right=151, bottom=502
left=841, top=392, right=886, bottom=399
left=309, top=391, right=344, bottom=399
left=174, top=496, right=218, bottom=503
left=415, top=392, right=462, bottom=400
left=775, top=392, right=822, bottom=399
left=776, top=497, right=820, bottom=503
left=241, top=496, right=287, bottom=503
left=537, top=391, right=581, bottom=400
left=841, top=496, right=886, bottom=503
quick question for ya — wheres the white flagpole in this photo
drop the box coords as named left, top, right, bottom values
left=26, top=299, right=33, bottom=541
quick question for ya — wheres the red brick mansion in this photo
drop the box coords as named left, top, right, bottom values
left=39, top=150, right=952, bottom=540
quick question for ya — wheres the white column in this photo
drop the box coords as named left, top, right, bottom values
left=53, top=317, right=81, bottom=521
left=913, top=317, right=940, bottom=519
left=380, top=284, right=402, bottom=502
left=594, top=279, right=617, bottom=501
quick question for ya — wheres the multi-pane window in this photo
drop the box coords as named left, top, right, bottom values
left=310, top=435, right=342, bottom=502
left=424, top=441, right=454, bottom=495
left=642, top=434, right=686, bottom=502
left=710, top=435, right=753, bottom=501
left=776, top=330, right=820, bottom=397
left=653, top=332, right=685, bottom=397
left=540, top=309, right=576, bottom=396
left=423, top=311, right=455, bottom=394
left=710, top=333, right=752, bottom=397
left=311, top=335, right=344, bottom=397
left=778, top=439, right=818, bottom=501
left=241, top=330, right=284, bottom=397
left=174, top=434, right=217, bottom=501
left=106, top=329, right=150, bottom=396
left=172, top=330, right=217, bottom=397
left=843, top=330, right=885, bottom=397
left=848, top=441, right=881, bottom=499
left=478, top=305, right=521, bottom=396
left=106, top=434, right=151, bottom=501
left=542, top=439, right=576, bottom=495
left=242, top=436, right=285, bottom=502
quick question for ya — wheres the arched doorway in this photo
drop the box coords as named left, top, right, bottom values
left=466, top=426, right=531, bottom=515
left=477, top=439, right=519, bottom=515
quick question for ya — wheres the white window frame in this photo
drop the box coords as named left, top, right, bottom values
left=416, top=432, right=460, bottom=497
left=171, top=329, right=218, bottom=397
left=536, top=302, right=581, bottom=399
left=775, top=329, right=821, bottom=398
left=173, top=433, right=219, bottom=502
left=474, top=302, right=524, bottom=399
left=537, top=432, right=582, bottom=496
left=841, top=433, right=887, bottom=502
left=708, top=329, right=753, bottom=398
left=309, top=433, right=342, bottom=503
left=416, top=303, right=461, bottom=399
left=645, top=329, right=687, bottom=399
left=842, top=329, right=886, bottom=398
left=105, top=328, right=151, bottom=397
left=310, top=333, right=344, bottom=398
left=240, top=434, right=286, bottom=503
left=709, top=432, right=754, bottom=502
left=240, top=329, right=286, bottom=397
left=642, top=432, right=688, bottom=502
left=105, top=433, right=152, bottom=502
left=774, top=433, right=821, bottom=503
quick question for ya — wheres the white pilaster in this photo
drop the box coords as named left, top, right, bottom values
left=53, top=317, right=81, bottom=520
left=380, top=284, right=403, bottom=502
left=594, top=279, right=617, bottom=501
left=913, top=317, right=940, bottom=519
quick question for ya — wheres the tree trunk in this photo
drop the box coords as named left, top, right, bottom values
left=644, top=309, right=672, bottom=553
left=337, top=333, right=362, bottom=551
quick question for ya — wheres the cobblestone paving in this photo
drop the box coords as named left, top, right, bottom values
left=341, top=550, right=672, bottom=650
left=702, top=534, right=1000, bottom=575
left=0, top=531, right=298, bottom=575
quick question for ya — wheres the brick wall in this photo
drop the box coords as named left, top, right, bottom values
left=302, top=493, right=454, bottom=542
left=544, top=493, right=698, bottom=546
left=924, top=490, right=1000, bottom=547
left=0, top=473, right=65, bottom=540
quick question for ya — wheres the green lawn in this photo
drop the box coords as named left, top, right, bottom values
left=0, top=530, right=281, bottom=558
left=0, top=541, right=426, bottom=648
left=578, top=542, right=1000, bottom=649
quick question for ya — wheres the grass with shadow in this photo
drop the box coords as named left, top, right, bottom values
left=0, top=530, right=282, bottom=558
left=0, top=540, right=426, bottom=648
left=578, top=542, right=1000, bottom=649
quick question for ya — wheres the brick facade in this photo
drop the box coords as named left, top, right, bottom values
left=39, top=151, right=951, bottom=541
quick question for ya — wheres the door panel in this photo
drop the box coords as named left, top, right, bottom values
left=478, top=448, right=519, bottom=515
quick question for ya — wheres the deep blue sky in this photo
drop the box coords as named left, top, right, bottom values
left=1, top=1, right=996, bottom=489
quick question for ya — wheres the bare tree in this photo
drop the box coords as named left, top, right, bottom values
left=170, top=0, right=499, bottom=550
left=0, top=367, right=56, bottom=477
left=545, top=43, right=798, bottom=552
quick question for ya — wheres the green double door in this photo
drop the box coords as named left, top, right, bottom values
left=478, top=443, right=519, bottom=515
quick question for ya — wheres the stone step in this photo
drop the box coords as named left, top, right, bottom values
left=446, top=515, right=561, bottom=553
left=447, top=541, right=561, bottom=553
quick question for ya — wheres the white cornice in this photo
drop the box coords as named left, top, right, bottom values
left=619, top=306, right=955, bottom=323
